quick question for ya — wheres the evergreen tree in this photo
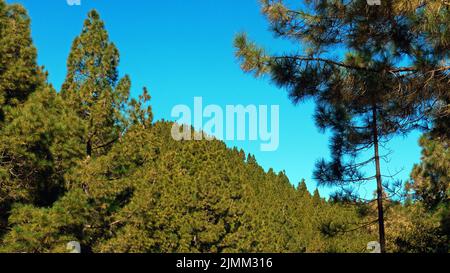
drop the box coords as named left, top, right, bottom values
left=0, top=87, right=85, bottom=239
left=386, top=202, right=448, bottom=253
left=0, top=0, right=44, bottom=123
left=1, top=2, right=445, bottom=254
left=1, top=120, right=374, bottom=253
left=126, top=87, right=153, bottom=130
left=61, top=10, right=130, bottom=158
left=409, top=135, right=449, bottom=210
left=0, top=0, right=74, bottom=238
left=234, top=0, right=449, bottom=252
left=297, top=179, right=310, bottom=197
left=313, top=189, right=322, bottom=207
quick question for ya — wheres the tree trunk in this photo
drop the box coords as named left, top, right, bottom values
left=86, top=139, right=92, bottom=158
left=372, top=104, right=386, bottom=253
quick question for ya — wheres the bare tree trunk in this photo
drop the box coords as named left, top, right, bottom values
left=372, top=103, right=386, bottom=253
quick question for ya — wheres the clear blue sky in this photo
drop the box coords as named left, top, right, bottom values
left=7, top=0, right=423, bottom=198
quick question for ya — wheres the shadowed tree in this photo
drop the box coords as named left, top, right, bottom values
left=234, top=0, right=449, bottom=252
left=0, top=0, right=58, bottom=236
left=0, top=86, right=85, bottom=239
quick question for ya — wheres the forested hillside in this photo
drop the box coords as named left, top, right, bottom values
left=0, top=0, right=448, bottom=253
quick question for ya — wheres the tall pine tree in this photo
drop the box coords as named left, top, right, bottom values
left=0, top=0, right=44, bottom=123
left=61, top=10, right=130, bottom=158
left=0, top=0, right=50, bottom=236
left=235, top=0, right=449, bottom=252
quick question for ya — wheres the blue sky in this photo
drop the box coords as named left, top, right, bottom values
left=7, top=0, right=423, bottom=198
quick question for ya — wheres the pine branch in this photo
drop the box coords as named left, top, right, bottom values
left=273, top=56, right=450, bottom=75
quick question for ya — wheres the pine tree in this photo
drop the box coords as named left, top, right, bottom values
left=0, top=87, right=85, bottom=238
left=3, top=2, right=442, bottom=254
left=0, top=0, right=44, bottom=123
left=313, top=189, right=322, bottom=207
left=234, top=0, right=449, bottom=252
left=297, top=179, right=309, bottom=195
left=0, top=0, right=69, bottom=238
left=61, top=10, right=130, bottom=158
left=126, top=87, right=153, bottom=129
left=2, top=119, right=374, bottom=253
left=409, top=135, right=449, bottom=210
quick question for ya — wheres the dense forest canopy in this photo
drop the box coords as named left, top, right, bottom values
left=0, top=0, right=448, bottom=253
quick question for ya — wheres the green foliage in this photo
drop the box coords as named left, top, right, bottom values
left=0, top=0, right=44, bottom=122
left=401, top=133, right=449, bottom=253
left=409, top=135, right=449, bottom=210
left=61, top=10, right=131, bottom=158
left=1, top=121, right=375, bottom=253
left=234, top=0, right=449, bottom=252
left=0, top=189, right=93, bottom=253
left=386, top=204, right=448, bottom=253
left=235, top=0, right=448, bottom=187
left=0, top=2, right=447, bottom=253
left=0, top=87, right=85, bottom=236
